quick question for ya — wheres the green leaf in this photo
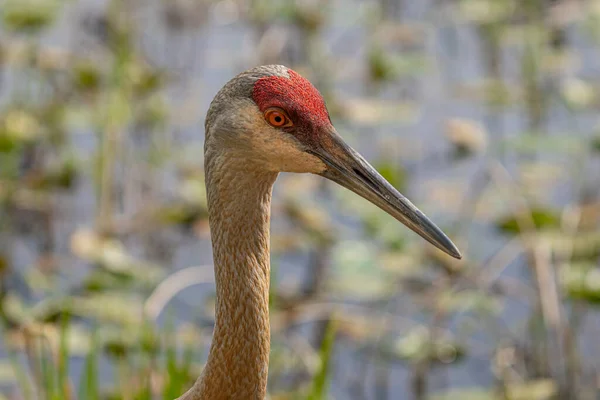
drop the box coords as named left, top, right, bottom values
left=591, top=134, right=600, bottom=153
left=39, top=336, right=55, bottom=399
left=307, top=318, right=337, bottom=400
left=79, top=327, right=99, bottom=400
left=561, top=263, right=600, bottom=304
left=368, top=47, right=428, bottom=83
left=73, top=62, right=102, bottom=91
left=374, top=160, right=406, bottom=192
left=58, top=315, right=70, bottom=399
left=2, top=0, right=60, bottom=32
left=495, top=207, right=560, bottom=234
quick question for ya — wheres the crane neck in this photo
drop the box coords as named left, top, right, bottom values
left=180, top=154, right=277, bottom=400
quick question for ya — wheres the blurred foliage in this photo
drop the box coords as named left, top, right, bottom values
left=307, top=318, right=337, bottom=400
left=2, top=0, right=62, bottom=32
left=0, top=0, right=598, bottom=399
left=430, top=379, right=556, bottom=400
left=561, top=262, right=600, bottom=304
left=391, top=326, right=466, bottom=365
left=496, top=207, right=561, bottom=234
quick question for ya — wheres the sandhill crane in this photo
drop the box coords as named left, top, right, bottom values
left=177, top=65, right=461, bottom=400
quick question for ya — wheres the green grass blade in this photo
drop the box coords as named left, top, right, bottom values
left=78, top=327, right=99, bottom=400
left=307, top=317, right=337, bottom=400
left=40, top=336, right=55, bottom=399
left=58, top=315, right=71, bottom=399
left=7, top=346, right=33, bottom=400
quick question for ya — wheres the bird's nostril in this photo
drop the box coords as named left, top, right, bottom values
left=352, top=167, right=366, bottom=181
left=352, top=167, right=378, bottom=192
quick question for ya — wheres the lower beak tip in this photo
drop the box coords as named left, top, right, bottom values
left=449, top=247, right=462, bottom=260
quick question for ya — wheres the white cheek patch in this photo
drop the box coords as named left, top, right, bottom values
left=253, top=127, right=327, bottom=173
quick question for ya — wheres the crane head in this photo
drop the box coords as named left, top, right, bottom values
left=205, top=65, right=461, bottom=259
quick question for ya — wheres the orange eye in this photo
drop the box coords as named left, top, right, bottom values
left=265, top=108, right=291, bottom=128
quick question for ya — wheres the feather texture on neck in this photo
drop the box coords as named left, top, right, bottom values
left=178, top=151, right=277, bottom=400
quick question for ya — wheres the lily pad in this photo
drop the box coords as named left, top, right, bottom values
left=459, top=0, right=515, bottom=24
left=506, top=379, right=557, bottom=400
left=70, top=230, right=164, bottom=283
left=391, top=326, right=466, bottom=364
left=328, top=240, right=391, bottom=300
left=342, top=97, right=418, bottom=124
left=561, top=78, right=597, bottom=110
left=436, top=290, right=502, bottom=315
left=69, top=294, right=145, bottom=325
left=0, top=109, right=43, bottom=145
left=431, top=380, right=556, bottom=400
left=501, top=133, right=586, bottom=154
left=430, top=387, right=496, bottom=400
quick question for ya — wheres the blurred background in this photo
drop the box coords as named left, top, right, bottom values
left=0, top=0, right=600, bottom=399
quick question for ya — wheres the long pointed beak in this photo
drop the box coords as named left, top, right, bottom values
left=307, top=128, right=462, bottom=259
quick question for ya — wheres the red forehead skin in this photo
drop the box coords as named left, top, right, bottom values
left=252, top=69, right=331, bottom=130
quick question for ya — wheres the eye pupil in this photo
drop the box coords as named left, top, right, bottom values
left=265, top=108, right=292, bottom=128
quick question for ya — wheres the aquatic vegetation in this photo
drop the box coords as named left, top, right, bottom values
left=0, top=0, right=598, bottom=398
